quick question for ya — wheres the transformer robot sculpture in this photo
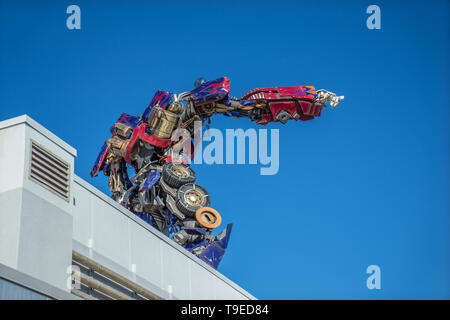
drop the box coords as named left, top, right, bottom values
left=90, top=77, right=343, bottom=269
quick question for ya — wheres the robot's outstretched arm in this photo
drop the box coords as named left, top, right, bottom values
left=183, top=77, right=344, bottom=126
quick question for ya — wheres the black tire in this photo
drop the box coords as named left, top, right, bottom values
left=176, top=183, right=210, bottom=217
left=162, top=162, right=196, bottom=188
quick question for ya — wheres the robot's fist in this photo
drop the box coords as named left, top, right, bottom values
left=316, top=89, right=344, bottom=109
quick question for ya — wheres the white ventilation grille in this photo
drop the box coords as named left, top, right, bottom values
left=29, top=141, right=70, bottom=201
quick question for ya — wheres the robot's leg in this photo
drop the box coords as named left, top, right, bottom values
left=107, top=155, right=129, bottom=201
left=146, top=204, right=170, bottom=236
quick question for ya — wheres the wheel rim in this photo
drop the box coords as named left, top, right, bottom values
left=184, top=189, right=204, bottom=206
left=199, top=211, right=216, bottom=224
left=195, top=207, right=222, bottom=229
left=171, top=165, right=190, bottom=178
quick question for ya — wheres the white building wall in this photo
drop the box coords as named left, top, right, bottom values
left=72, top=176, right=254, bottom=300
left=0, top=116, right=75, bottom=292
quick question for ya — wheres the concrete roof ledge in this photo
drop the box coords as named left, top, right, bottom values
left=0, top=114, right=77, bottom=157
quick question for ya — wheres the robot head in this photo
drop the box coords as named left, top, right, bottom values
left=194, top=77, right=206, bottom=88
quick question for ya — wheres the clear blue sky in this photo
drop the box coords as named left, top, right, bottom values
left=0, top=0, right=448, bottom=299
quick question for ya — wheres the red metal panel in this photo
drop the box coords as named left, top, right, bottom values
left=125, top=124, right=172, bottom=165
left=241, top=85, right=317, bottom=101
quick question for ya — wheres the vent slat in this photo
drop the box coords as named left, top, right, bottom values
left=32, top=147, right=69, bottom=174
left=32, top=142, right=69, bottom=168
left=29, top=141, right=70, bottom=202
left=30, top=169, right=68, bottom=198
left=31, top=153, right=69, bottom=183
left=31, top=163, right=69, bottom=189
